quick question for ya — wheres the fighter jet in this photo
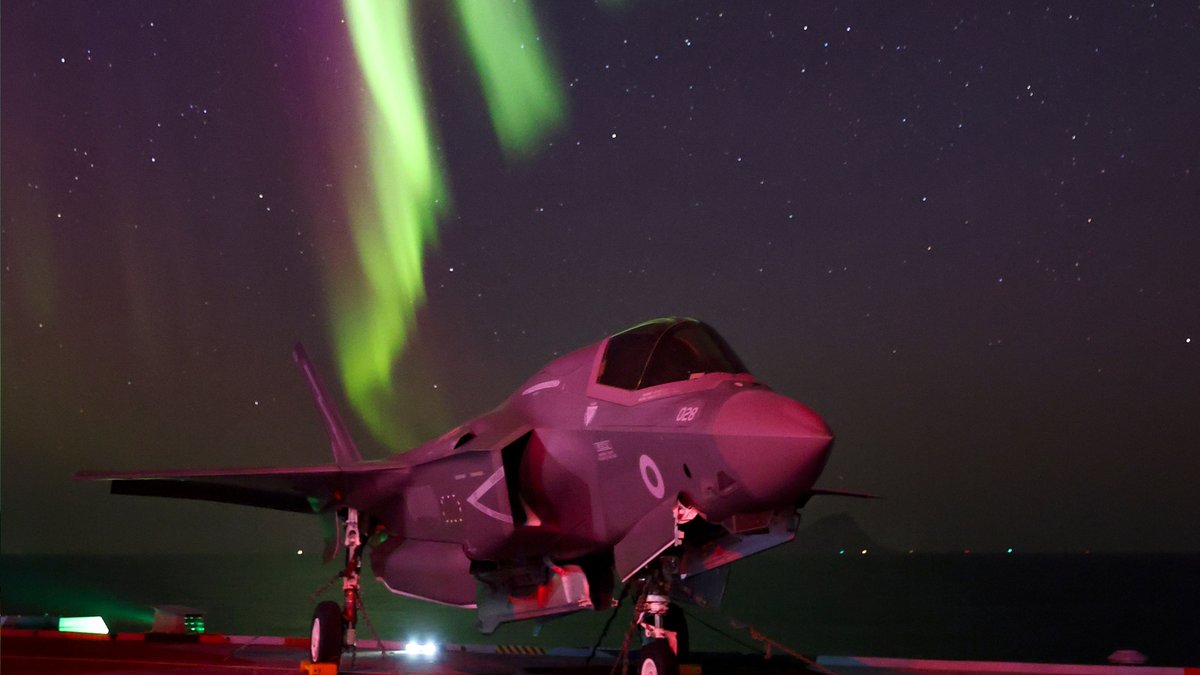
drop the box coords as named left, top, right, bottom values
left=80, top=317, right=856, bottom=674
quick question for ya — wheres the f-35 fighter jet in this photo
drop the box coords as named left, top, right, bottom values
left=81, top=317, right=856, bottom=674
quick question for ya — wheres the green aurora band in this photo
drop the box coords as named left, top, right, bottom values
left=453, top=0, right=565, bottom=156
left=337, top=0, right=563, bottom=448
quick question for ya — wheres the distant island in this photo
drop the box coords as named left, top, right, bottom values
left=792, top=512, right=896, bottom=555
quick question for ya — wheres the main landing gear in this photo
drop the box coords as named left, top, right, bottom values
left=634, top=558, right=689, bottom=675
left=308, top=508, right=363, bottom=667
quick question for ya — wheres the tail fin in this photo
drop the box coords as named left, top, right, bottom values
left=293, top=343, right=362, bottom=466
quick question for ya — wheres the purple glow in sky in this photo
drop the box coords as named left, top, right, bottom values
left=3, top=1, right=1198, bottom=555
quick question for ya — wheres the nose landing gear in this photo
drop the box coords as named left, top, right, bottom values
left=634, top=558, right=689, bottom=675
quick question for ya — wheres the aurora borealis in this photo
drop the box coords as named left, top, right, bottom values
left=336, top=0, right=449, bottom=448
left=4, top=1, right=1199, bottom=558
left=332, top=0, right=562, bottom=447
left=452, top=0, right=565, bottom=155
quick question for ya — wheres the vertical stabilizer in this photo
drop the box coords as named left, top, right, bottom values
left=293, top=343, right=363, bottom=466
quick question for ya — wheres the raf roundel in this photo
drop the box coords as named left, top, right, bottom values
left=639, top=454, right=665, bottom=499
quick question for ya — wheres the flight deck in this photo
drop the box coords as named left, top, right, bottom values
left=3, top=629, right=1194, bottom=675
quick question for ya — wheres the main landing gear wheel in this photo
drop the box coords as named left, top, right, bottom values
left=309, top=506, right=361, bottom=665
left=638, top=638, right=678, bottom=675
left=310, top=600, right=344, bottom=663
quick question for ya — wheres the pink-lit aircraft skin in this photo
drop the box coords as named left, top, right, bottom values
left=81, top=317, right=847, bottom=672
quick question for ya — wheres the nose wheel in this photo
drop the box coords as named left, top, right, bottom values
left=638, top=638, right=676, bottom=675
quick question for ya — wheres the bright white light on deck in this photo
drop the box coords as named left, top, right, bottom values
left=297, top=549, right=304, bottom=555
left=59, top=616, right=109, bottom=634
left=400, top=639, right=438, bottom=657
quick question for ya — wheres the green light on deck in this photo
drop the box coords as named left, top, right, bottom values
left=184, top=614, right=206, bottom=634
left=58, top=616, right=109, bottom=635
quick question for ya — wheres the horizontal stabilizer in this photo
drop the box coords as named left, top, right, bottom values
left=110, top=477, right=313, bottom=512
left=800, top=487, right=879, bottom=508
left=807, top=487, right=879, bottom=499
left=76, top=463, right=399, bottom=513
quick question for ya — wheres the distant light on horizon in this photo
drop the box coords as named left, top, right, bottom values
left=297, top=549, right=303, bottom=555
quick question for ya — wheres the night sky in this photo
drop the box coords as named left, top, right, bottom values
left=3, top=1, right=1198, bottom=557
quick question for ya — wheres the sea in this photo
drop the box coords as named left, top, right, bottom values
left=3, top=549, right=1197, bottom=667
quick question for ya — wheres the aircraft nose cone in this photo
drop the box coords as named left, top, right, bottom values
left=711, top=390, right=833, bottom=507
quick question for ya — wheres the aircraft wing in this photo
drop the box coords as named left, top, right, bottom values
left=76, top=463, right=400, bottom=514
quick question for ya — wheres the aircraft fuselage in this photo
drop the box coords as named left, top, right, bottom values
left=360, top=319, right=833, bottom=622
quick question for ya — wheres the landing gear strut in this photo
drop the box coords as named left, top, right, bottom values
left=308, top=508, right=363, bottom=665
left=634, top=558, right=688, bottom=675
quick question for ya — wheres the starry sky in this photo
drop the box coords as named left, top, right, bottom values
left=3, top=1, right=1198, bottom=556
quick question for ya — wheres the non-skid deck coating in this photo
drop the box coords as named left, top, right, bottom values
left=2, top=630, right=1195, bottom=675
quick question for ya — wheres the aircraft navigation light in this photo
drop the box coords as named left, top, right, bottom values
left=58, top=616, right=109, bottom=635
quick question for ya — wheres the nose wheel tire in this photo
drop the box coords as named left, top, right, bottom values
left=662, top=604, right=689, bottom=662
left=310, top=600, right=344, bottom=663
left=638, top=638, right=678, bottom=675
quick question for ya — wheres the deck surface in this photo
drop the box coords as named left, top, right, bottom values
left=2, top=630, right=1193, bottom=675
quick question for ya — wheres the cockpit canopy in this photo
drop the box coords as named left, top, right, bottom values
left=597, top=318, right=749, bottom=390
